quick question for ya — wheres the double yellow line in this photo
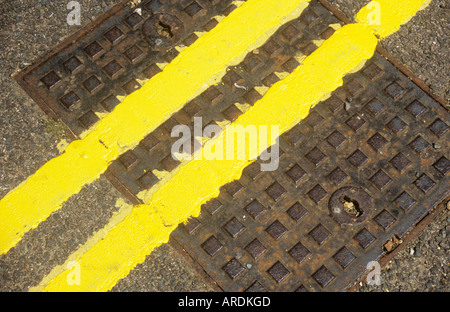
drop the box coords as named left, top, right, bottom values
left=0, top=0, right=431, bottom=291
left=0, top=0, right=310, bottom=256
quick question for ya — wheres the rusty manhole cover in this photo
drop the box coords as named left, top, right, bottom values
left=14, top=0, right=237, bottom=138
left=14, top=0, right=449, bottom=292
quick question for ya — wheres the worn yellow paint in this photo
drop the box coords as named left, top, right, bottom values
left=152, top=169, right=169, bottom=181
left=115, top=94, right=126, bottom=102
left=330, top=23, right=342, bottom=30
left=94, top=112, right=109, bottom=120
left=40, top=0, right=430, bottom=291
left=56, top=139, right=70, bottom=154
left=356, top=0, right=431, bottom=38
left=0, top=0, right=311, bottom=255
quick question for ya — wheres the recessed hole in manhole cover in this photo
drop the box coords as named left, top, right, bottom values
left=329, top=187, right=372, bottom=226
left=143, top=13, right=184, bottom=50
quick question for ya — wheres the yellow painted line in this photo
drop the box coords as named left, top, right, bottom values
left=29, top=198, right=134, bottom=292
left=0, top=0, right=311, bottom=255
left=40, top=24, right=376, bottom=292
left=149, top=23, right=379, bottom=226
left=0, top=138, right=112, bottom=255
left=40, top=200, right=175, bottom=292
left=40, top=0, right=429, bottom=291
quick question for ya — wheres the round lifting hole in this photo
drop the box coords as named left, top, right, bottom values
left=341, top=195, right=363, bottom=217
left=156, top=21, right=174, bottom=38
left=142, top=14, right=184, bottom=50
left=329, top=187, right=372, bottom=226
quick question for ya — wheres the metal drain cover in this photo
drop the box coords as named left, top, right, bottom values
left=14, top=0, right=237, bottom=137
left=171, top=49, right=449, bottom=291
left=14, top=0, right=449, bottom=292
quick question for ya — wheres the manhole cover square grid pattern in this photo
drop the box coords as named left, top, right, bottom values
left=15, top=0, right=238, bottom=137
left=171, top=51, right=449, bottom=291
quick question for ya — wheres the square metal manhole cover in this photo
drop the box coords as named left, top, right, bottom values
left=14, top=0, right=449, bottom=291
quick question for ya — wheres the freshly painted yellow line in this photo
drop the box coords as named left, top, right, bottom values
left=41, top=0, right=430, bottom=291
left=0, top=0, right=311, bottom=255
left=0, top=138, right=113, bottom=255
left=41, top=23, right=377, bottom=292
left=29, top=198, right=135, bottom=292
left=42, top=204, right=176, bottom=292
left=148, top=23, right=379, bottom=227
